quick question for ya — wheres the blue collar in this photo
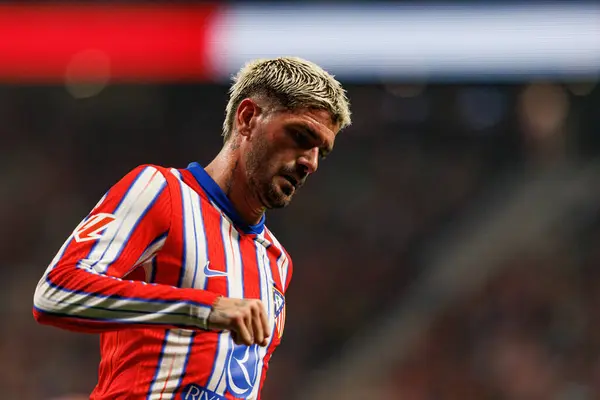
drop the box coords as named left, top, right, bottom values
left=186, top=162, right=265, bottom=235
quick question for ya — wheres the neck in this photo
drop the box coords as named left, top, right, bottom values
left=204, top=144, right=265, bottom=226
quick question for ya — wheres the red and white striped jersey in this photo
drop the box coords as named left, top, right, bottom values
left=33, top=162, right=293, bottom=400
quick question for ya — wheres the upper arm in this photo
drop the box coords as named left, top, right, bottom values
left=52, top=165, right=172, bottom=279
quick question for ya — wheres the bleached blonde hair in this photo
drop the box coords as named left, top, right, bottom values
left=222, top=56, right=351, bottom=142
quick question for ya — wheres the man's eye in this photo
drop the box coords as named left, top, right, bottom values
left=292, top=131, right=309, bottom=146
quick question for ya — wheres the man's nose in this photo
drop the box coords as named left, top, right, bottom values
left=298, top=147, right=319, bottom=175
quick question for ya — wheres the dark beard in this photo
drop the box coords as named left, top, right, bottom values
left=245, top=137, right=291, bottom=210
left=265, top=179, right=291, bottom=209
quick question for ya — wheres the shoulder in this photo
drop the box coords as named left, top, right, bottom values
left=131, top=164, right=178, bottom=178
left=112, top=164, right=189, bottom=209
left=105, top=164, right=173, bottom=200
left=123, top=164, right=191, bottom=189
left=119, top=164, right=171, bottom=182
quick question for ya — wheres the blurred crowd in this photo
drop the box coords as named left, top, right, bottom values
left=0, top=81, right=598, bottom=399
left=386, top=225, right=600, bottom=400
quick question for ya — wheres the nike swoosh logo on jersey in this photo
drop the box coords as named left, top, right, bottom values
left=204, top=261, right=227, bottom=277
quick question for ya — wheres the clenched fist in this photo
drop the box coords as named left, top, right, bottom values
left=208, top=297, right=270, bottom=346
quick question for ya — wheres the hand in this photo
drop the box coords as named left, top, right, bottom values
left=208, top=297, right=270, bottom=346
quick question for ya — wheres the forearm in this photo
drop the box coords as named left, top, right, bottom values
left=33, top=262, right=220, bottom=332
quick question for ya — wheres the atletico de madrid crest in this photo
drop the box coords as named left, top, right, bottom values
left=272, top=287, right=286, bottom=339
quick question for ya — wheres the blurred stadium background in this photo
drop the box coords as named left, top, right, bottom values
left=1, top=1, right=600, bottom=399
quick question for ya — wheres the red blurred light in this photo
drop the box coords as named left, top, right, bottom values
left=0, top=4, right=220, bottom=82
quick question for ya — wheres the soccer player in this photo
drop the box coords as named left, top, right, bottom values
left=32, top=57, right=351, bottom=400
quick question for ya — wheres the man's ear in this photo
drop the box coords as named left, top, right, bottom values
left=235, top=98, right=262, bottom=138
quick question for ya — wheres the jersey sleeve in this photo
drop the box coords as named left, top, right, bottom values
left=33, top=165, right=221, bottom=333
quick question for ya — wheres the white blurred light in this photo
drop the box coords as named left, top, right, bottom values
left=65, top=49, right=111, bottom=99
left=214, top=3, right=600, bottom=80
